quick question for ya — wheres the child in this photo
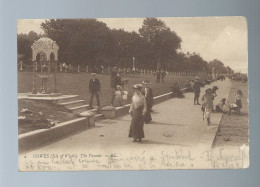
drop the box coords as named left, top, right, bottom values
left=215, top=98, right=231, bottom=114
left=122, top=79, right=129, bottom=106
left=113, top=85, right=123, bottom=107
left=201, top=88, right=213, bottom=125
left=235, top=90, right=243, bottom=113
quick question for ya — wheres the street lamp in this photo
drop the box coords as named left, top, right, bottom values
left=132, top=57, right=135, bottom=71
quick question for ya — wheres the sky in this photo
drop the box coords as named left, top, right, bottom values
left=17, top=17, right=248, bottom=73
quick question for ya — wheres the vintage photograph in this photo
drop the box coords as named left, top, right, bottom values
left=17, top=17, right=249, bottom=171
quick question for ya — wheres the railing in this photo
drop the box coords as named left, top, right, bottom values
left=18, top=62, right=217, bottom=77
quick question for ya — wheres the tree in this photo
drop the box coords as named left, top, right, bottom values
left=139, top=18, right=182, bottom=69
left=209, top=59, right=226, bottom=74
left=41, top=19, right=114, bottom=67
left=17, top=31, right=40, bottom=63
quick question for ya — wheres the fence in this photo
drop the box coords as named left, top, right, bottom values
left=18, top=62, right=214, bottom=77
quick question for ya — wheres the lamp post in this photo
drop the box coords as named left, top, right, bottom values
left=132, top=57, right=135, bottom=71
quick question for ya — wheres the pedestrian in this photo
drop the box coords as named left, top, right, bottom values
left=111, top=71, right=122, bottom=105
left=114, top=72, right=122, bottom=87
left=235, top=90, right=243, bottom=113
left=122, top=79, right=129, bottom=105
left=171, top=82, right=184, bottom=98
left=161, top=70, right=166, bottom=83
left=142, top=80, right=154, bottom=124
left=156, top=70, right=160, bottom=83
left=62, top=62, right=67, bottom=72
left=201, top=88, right=213, bottom=125
left=89, top=73, right=101, bottom=109
left=113, top=85, right=123, bottom=107
left=110, top=67, right=118, bottom=88
left=215, top=98, right=231, bottom=114
left=129, top=84, right=147, bottom=142
left=193, top=78, right=201, bottom=105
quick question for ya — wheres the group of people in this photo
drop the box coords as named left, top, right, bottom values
left=154, top=70, right=167, bottom=83
left=88, top=70, right=243, bottom=143
left=196, top=79, right=243, bottom=125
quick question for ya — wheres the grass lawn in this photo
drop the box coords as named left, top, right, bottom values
left=213, top=80, right=249, bottom=147
left=18, top=71, right=206, bottom=107
left=18, top=99, right=76, bottom=134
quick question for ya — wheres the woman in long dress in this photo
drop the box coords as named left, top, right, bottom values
left=128, top=84, right=147, bottom=142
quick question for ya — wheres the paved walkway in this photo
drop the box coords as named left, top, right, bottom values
left=20, top=79, right=231, bottom=154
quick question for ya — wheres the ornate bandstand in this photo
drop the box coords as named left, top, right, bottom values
left=30, top=37, right=60, bottom=96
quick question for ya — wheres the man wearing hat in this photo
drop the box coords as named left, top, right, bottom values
left=89, top=73, right=101, bottom=109
left=141, top=80, right=154, bottom=123
left=110, top=67, right=118, bottom=88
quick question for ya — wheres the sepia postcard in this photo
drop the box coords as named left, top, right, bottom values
left=17, top=17, right=249, bottom=171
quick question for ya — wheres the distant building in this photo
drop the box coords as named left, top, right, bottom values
left=184, top=51, right=199, bottom=58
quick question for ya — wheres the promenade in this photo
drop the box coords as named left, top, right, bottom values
left=19, top=79, right=231, bottom=154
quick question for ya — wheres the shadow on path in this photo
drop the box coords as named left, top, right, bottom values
left=147, top=121, right=188, bottom=126
left=137, top=139, right=182, bottom=146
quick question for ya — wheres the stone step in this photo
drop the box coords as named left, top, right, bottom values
left=56, top=95, right=80, bottom=104
left=58, top=100, right=85, bottom=109
left=79, top=109, right=98, bottom=117
left=69, top=104, right=90, bottom=115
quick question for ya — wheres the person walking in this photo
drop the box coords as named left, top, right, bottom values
left=129, top=84, right=147, bottom=142
left=161, top=70, right=166, bottom=83
left=201, top=88, right=214, bottom=125
left=89, top=73, right=101, bottom=109
left=235, top=90, right=243, bottom=113
left=110, top=67, right=118, bottom=88
left=156, top=70, right=161, bottom=83
left=141, top=80, right=154, bottom=124
left=193, top=78, right=201, bottom=105
left=122, top=79, right=129, bottom=105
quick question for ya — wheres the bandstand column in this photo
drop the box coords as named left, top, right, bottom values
left=32, top=60, right=37, bottom=94
left=53, top=60, right=58, bottom=93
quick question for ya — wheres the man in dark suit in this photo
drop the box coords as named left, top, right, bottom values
left=89, top=73, right=101, bottom=109
left=110, top=67, right=118, bottom=89
left=142, top=80, right=154, bottom=123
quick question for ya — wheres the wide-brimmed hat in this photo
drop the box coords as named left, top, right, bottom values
left=142, top=80, right=151, bottom=84
left=91, top=73, right=97, bottom=75
left=195, top=76, right=200, bottom=80
left=212, top=86, right=219, bottom=91
left=133, top=84, right=143, bottom=90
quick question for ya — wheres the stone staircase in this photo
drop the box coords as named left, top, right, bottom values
left=56, top=95, right=104, bottom=121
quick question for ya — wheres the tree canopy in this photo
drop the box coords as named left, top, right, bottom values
left=17, top=18, right=233, bottom=74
